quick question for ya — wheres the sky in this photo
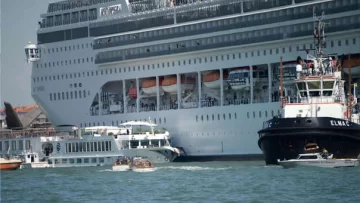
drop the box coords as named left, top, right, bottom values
left=0, top=0, right=53, bottom=109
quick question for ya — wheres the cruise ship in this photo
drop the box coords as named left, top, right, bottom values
left=25, top=0, right=360, bottom=161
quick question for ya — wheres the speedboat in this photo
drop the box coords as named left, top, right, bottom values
left=129, top=157, right=153, bottom=172
left=277, top=153, right=360, bottom=168
left=112, top=156, right=130, bottom=171
left=0, top=155, right=22, bottom=170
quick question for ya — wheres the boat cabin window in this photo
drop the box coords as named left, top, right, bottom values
left=298, top=155, right=318, bottom=159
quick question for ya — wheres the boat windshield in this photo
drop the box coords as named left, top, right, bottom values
left=298, top=155, right=318, bottom=159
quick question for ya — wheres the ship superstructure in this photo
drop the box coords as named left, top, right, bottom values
left=25, top=0, right=360, bottom=161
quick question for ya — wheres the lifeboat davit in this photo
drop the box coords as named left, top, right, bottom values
left=141, top=79, right=157, bottom=95
left=161, top=76, right=195, bottom=93
left=203, top=71, right=228, bottom=89
left=128, top=88, right=137, bottom=99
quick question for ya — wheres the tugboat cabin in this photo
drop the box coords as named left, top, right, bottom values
left=282, top=65, right=347, bottom=119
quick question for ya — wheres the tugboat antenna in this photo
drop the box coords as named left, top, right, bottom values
left=347, top=54, right=352, bottom=121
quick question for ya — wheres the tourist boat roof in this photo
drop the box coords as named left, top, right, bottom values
left=120, top=121, right=157, bottom=127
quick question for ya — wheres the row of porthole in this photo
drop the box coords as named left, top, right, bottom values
left=195, top=110, right=281, bottom=122
left=34, top=42, right=306, bottom=83
left=49, top=90, right=89, bottom=101
left=33, top=36, right=357, bottom=84
left=36, top=56, right=94, bottom=70
left=247, top=110, right=281, bottom=119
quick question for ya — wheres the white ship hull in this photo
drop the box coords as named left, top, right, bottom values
left=27, top=0, right=360, bottom=161
left=278, top=159, right=360, bottom=168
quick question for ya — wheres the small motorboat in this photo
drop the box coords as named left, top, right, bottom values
left=129, top=157, right=153, bottom=172
left=112, top=156, right=130, bottom=171
left=278, top=153, right=360, bottom=168
left=19, top=152, right=50, bottom=169
left=0, top=155, right=22, bottom=170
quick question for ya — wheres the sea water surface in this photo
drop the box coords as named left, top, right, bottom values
left=1, top=161, right=360, bottom=202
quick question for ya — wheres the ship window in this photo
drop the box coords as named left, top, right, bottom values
left=297, top=82, right=306, bottom=90
left=338, top=40, right=341, bottom=47
left=223, top=114, right=225, bottom=120
left=265, top=111, right=268, bottom=118
left=218, top=114, right=220, bottom=120
left=66, top=92, right=69, bottom=99
left=259, top=111, right=262, bottom=118
left=353, top=38, right=356, bottom=45
left=323, top=81, right=334, bottom=89
left=77, top=158, right=82, bottom=163
left=253, top=111, right=255, bottom=118
left=247, top=112, right=250, bottom=118
left=308, top=81, right=320, bottom=90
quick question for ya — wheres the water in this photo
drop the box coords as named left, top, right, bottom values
left=1, top=161, right=360, bottom=202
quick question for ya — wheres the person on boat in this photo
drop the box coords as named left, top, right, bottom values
left=322, top=148, right=329, bottom=158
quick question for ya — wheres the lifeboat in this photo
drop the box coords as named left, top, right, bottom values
left=141, top=79, right=157, bottom=95
left=227, top=67, right=251, bottom=90
left=203, top=71, right=228, bottom=89
left=275, top=62, right=297, bottom=85
left=342, top=56, right=360, bottom=76
left=161, top=76, right=195, bottom=93
left=128, top=88, right=137, bottom=99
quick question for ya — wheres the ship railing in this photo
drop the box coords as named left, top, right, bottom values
left=0, top=129, right=73, bottom=139
left=283, top=96, right=344, bottom=105
left=139, top=106, right=157, bottom=112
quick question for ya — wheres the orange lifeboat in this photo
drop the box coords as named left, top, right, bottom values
left=161, top=76, right=195, bottom=93
left=128, top=88, right=137, bottom=99
left=343, top=56, right=360, bottom=76
left=0, top=157, right=22, bottom=170
left=203, top=71, right=228, bottom=89
left=141, top=79, right=157, bottom=95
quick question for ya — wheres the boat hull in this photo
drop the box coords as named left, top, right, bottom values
left=121, top=147, right=179, bottom=163
left=112, top=165, right=130, bottom=171
left=20, top=162, right=51, bottom=169
left=0, top=162, right=22, bottom=170
left=258, top=117, right=360, bottom=165
left=278, top=159, right=360, bottom=168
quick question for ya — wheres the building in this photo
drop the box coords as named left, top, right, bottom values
left=0, top=103, right=51, bottom=129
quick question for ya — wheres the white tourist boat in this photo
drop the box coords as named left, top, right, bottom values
left=45, top=121, right=180, bottom=167
left=24, top=0, right=360, bottom=162
left=277, top=153, right=360, bottom=168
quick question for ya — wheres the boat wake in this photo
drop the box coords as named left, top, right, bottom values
left=157, top=166, right=231, bottom=171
